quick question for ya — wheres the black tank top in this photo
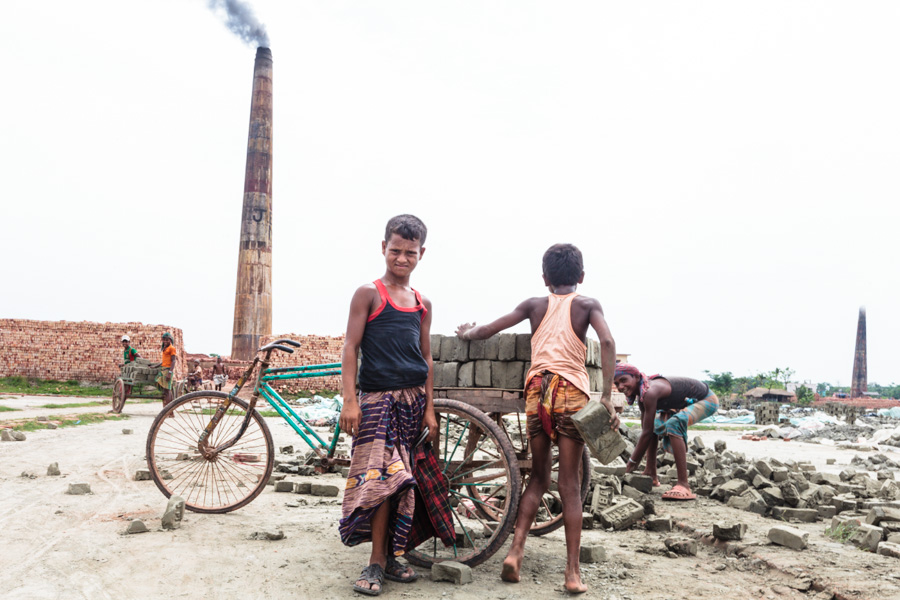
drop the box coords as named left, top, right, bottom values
left=358, top=280, right=430, bottom=393
left=650, top=376, right=710, bottom=411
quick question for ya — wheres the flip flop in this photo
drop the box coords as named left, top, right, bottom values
left=353, top=564, right=385, bottom=596
left=385, top=555, right=419, bottom=583
left=661, top=484, right=696, bottom=501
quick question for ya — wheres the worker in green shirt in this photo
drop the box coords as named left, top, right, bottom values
left=121, top=335, right=139, bottom=364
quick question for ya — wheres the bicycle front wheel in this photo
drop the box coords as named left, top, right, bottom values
left=145, top=391, right=275, bottom=513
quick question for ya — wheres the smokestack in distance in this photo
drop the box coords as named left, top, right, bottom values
left=850, top=306, right=867, bottom=398
left=232, top=47, right=273, bottom=361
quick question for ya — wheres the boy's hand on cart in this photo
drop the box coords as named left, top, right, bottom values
left=340, top=401, right=362, bottom=437
left=422, top=408, right=438, bottom=443
left=455, top=322, right=475, bottom=340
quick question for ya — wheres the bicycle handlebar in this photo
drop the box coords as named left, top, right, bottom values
left=272, top=338, right=302, bottom=348
left=258, top=343, right=295, bottom=354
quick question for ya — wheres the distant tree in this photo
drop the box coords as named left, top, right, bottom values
left=815, top=382, right=831, bottom=396
left=795, top=385, right=814, bottom=406
left=703, top=370, right=735, bottom=397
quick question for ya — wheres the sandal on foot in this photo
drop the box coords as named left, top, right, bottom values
left=661, top=484, right=696, bottom=501
left=385, top=556, right=419, bottom=583
left=353, top=564, right=385, bottom=596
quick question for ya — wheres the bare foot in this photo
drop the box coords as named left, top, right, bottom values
left=641, top=470, right=660, bottom=486
left=564, top=566, right=587, bottom=594
left=500, top=555, right=521, bottom=583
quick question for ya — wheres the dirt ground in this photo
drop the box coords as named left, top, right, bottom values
left=2, top=394, right=900, bottom=600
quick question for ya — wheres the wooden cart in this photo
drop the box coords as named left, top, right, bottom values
left=432, top=387, right=592, bottom=537
left=111, top=358, right=166, bottom=413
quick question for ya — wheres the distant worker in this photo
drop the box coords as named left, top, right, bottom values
left=153, top=332, right=177, bottom=407
left=188, top=361, right=203, bottom=390
left=614, top=364, right=719, bottom=501
left=121, top=335, right=139, bottom=364
left=120, top=335, right=140, bottom=398
left=212, top=356, right=227, bottom=391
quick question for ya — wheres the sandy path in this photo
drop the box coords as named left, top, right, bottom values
left=2, top=401, right=899, bottom=599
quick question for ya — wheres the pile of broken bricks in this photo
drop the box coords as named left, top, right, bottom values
left=267, top=446, right=346, bottom=499
left=582, top=428, right=900, bottom=559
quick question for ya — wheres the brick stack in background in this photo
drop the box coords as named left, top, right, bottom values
left=431, top=333, right=604, bottom=391
left=259, top=333, right=344, bottom=394
left=754, top=403, right=780, bottom=425
left=0, top=319, right=186, bottom=383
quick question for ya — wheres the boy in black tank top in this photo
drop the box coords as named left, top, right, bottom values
left=613, top=364, right=718, bottom=501
left=338, top=215, right=447, bottom=595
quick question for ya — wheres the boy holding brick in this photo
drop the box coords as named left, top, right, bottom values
left=456, top=243, right=617, bottom=594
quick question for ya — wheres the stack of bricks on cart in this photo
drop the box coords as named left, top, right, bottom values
left=431, top=333, right=603, bottom=391
left=0, top=319, right=185, bottom=383
left=258, top=333, right=344, bottom=393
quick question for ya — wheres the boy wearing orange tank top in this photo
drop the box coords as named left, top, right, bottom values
left=456, top=243, right=617, bottom=595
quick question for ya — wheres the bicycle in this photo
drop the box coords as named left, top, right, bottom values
left=145, top=339, right=521, bottom=567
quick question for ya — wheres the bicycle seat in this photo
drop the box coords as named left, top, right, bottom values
left=271, top=339, right=301, bottom=348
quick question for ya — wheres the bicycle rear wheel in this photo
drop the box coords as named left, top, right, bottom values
left=145, top=391, right=275, bottom=513
left=405, top=399, right=520, bottom=569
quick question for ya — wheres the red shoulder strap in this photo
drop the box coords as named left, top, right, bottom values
left=368, top=280, right=389, bottom=322
left=413, top=288, right=427, bottom=321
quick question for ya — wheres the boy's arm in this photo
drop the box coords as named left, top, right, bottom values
left=626, top=389, right=659, bottom=473
left=588, top=300, right=616, bottom=402
left=419, top=297, right=438, bottom=443
left=339, top=286, right=372, bottom=437
left=588, top=299, right=618, bottom=429
left=456, top=299, right=535, bottom=340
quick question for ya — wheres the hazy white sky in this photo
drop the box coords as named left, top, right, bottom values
left=2, top=1, right=898, bottom=386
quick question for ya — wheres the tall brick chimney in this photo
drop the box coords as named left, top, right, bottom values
left=850, top=306, right=867, bottom=398
left=232, top=47, right=273, bottom=361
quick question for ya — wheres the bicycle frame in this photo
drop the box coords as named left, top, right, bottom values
left=259, top=363, right=342, bottom=458
left=197, top=349, right=343, bottom=464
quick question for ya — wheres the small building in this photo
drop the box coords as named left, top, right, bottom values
left=744, top=387, right=795, bottom=403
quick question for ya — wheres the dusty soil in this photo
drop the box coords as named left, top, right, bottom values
left=2, top=394, right=899, bottom=600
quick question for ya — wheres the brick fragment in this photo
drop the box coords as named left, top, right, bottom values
left=579, top=545, right=607, bottom=563
left=767, top=525, right=809, bottom=550
left=431, top=561, right=473, bottom=584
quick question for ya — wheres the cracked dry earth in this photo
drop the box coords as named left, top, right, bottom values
left=1, top=394, right=899, bottom=600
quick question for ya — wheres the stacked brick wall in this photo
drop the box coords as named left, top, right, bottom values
left=259, top=333, right=344, bottom=393
left=0, top=319, right=186, bottom=384
left=431, top=333, right=605, bottom=391
left=814, top=396, right=899, bottom=410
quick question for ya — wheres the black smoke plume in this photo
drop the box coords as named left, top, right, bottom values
left=209, top=0, right=270, bottom=47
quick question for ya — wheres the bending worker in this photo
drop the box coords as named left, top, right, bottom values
left=614, top=363, right=718, bottom=501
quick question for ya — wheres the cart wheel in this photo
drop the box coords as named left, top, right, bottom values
left=527, top=446, right=591, bottom=536
left=491, top=413, right=591, bottom=536
left=145, top=391, right=275, bottom=513
left=111, top=379, right=126, bottom=414
left=405, top=399, right=520, bottom=569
